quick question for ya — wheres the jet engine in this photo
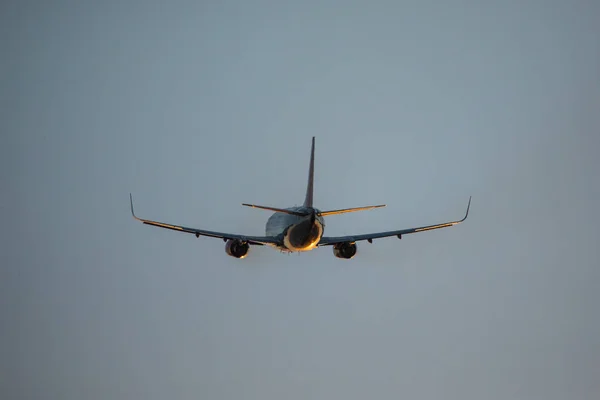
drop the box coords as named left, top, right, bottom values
left=333, top=242, right=357, bottom=259
left=225, top=239, right=250, bottom=259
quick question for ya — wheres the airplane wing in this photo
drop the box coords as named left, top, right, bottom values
left=318, top=197, right=471, bottom=246
left=130, top=194, right=281, bottom=246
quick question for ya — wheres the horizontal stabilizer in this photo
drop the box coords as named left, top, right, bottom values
left=318, top=204, right=386, bottom=217
left=242, top=203, right=308, bottom=217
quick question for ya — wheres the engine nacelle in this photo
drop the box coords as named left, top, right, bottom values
left=333, top=242, right=357, bottom=259
left=225, top=239, right=250, bottom=259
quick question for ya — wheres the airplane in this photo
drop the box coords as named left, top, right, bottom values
left=130, top=137, right=471, bottom=259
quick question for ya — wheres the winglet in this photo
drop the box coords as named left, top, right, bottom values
left=460, top=196, right=472, bottom=222
left=130, top=193, right=140, bottom=221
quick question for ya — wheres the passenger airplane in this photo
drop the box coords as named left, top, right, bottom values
left=130, top=137, right=470, bottom=259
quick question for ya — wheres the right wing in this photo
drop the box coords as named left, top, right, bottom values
left=130, top=194, right=281, bottom=246
left=318, top=197, right=471, bottom=246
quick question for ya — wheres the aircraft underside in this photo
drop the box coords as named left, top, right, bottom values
left=223, top=211, right=360, bottom=259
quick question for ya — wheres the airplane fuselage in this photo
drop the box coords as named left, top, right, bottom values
left=265, top=207, right=326, bottom=252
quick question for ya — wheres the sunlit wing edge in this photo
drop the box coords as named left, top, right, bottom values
left=318, top=196, right=471, bottom=246
left=130, top=194, right=281, bottom=246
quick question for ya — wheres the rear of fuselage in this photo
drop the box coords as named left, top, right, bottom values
left=265, top=207, right=325, bottom=252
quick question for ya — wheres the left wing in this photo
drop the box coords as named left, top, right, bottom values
left=318, top=197, right=471, bottom=246
left=130, top=194, right=281, bottom=246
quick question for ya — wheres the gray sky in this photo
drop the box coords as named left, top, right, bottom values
left=2, top=0, right=599, bottom=399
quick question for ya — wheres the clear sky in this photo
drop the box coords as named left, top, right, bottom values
left=2, top=1, right=599, bottom=399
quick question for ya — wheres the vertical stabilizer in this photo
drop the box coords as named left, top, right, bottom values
left=303, top=137, right=315, bottom=207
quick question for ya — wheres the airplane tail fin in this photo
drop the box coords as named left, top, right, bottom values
left=303, top=136, right=315, bottom=207
left=318, top=204, right=386, bottom=217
